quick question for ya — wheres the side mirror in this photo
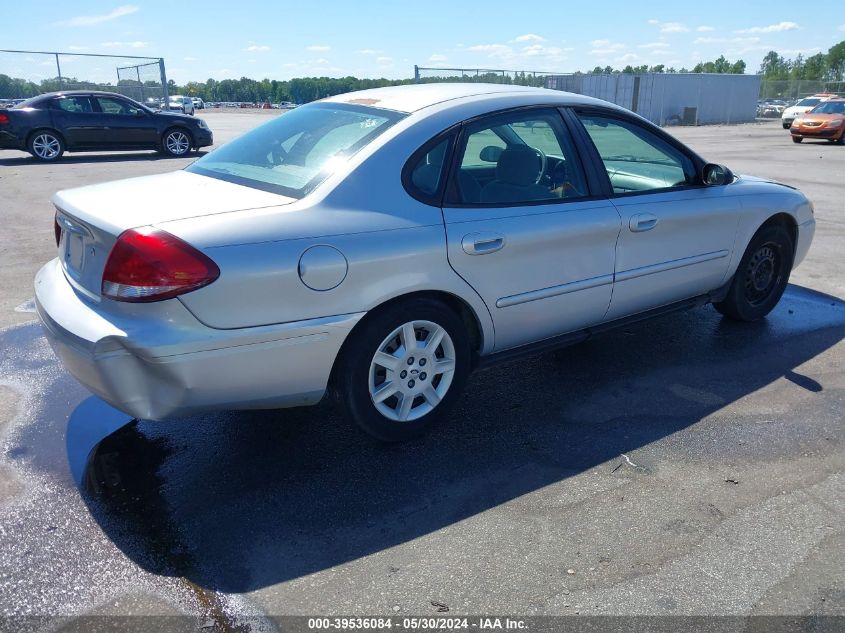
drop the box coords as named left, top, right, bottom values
left=479, top=145, right=503, bottom=163
left=702, top=163, right=733, bottom=186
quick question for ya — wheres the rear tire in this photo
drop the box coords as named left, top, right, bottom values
left=28, top=130, right=64, bottom=161
left=160, top=128, right=193, bottom=157
left=713, top=225, right=794, bottom=322
left=333, top=298, right=471, bottom=442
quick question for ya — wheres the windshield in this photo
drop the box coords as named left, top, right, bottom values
left=797, top=98, right=821, bottom=107
left=187, top=102, right=406, bottom=198
left=810, top=101, right=845, bottom=115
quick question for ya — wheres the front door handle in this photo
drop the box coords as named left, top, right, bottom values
left=461, top=232, right=505, bottom=255
left=629, top=213, right=659, bottom=232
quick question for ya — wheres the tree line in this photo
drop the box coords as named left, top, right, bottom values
left=2, top=41, right=843, bottom=102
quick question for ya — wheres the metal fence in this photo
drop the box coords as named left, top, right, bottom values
left=0, top=49, right=169, bottom=105
left=545, top=73, right=760, bottom=125
left=414, top=65, right=550, bottom=86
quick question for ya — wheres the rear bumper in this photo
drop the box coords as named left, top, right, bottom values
left=35, top=258, right=362, bottom=420
left=0, top=130, right=25, bottom=150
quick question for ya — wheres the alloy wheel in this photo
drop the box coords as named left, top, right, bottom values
left=32, top=134, right=61, bottom=160
left=165, top=131, right=190, bottom=155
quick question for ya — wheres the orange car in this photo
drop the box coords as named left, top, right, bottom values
left=790, top=98, right=845, bottom=144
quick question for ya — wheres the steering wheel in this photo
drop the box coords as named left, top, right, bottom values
left=531, top=147, right=547, bottom=184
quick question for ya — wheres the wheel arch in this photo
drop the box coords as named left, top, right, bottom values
left=27, top=127, right=66, bottom=149
left=328, top=289, right=485, bottom=390
left=757, top=212, right=798, bottom=255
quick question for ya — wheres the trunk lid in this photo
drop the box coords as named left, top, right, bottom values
left=53, top=170, right=294, bottom=299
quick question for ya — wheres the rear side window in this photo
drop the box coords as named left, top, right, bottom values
left=576, top=114, right=695, bottom=194
left=52, top=97, right=93, bottom=113
left=406, top=137, right=452, bottom=200
left=188, top=102, right=405, bottom=199
left=451, top=108, right=588, bottom=205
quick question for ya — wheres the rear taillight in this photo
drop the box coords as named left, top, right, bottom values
left=101, top=227, right=220, bottom=302
left=54, top=214, right=61, bottom=247
left=0, top=113, right=9, bottom=125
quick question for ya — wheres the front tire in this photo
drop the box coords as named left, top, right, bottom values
left=160, top=128, right=192, bottom=157
left=28, top=130, right=64, bottom=161
left=791, top=136, right=802, bottom=143
left=713, top=225, right=794, bottom=322
left=333, top=298, right=471, bottom=442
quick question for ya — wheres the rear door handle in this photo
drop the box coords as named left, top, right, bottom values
left=629, top=213, right=658, bottom=232
left=461, top=232, right=505, bottom=255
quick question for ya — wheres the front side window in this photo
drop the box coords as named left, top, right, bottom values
left=187, top=103, right=405, bottom=198
left=452, top=109, right=587, bottom=205
left=96, top=97, right=143, bottom=115
left=576, top=113, right=695, bottom=194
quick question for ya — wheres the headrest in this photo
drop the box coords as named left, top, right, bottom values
left=496, top=147, right=541, bottom=186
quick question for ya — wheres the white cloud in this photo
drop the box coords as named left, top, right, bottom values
left=779, top=47, right=822, bottom=56
left=660, top=22, right=689, bottom=33
left=244, top=44, right=271, bottom=52
left=428, top=54, right=448, bottom=62
left=183, top=56, right=197, bottom=61
left=355, top=49, right=381, bottom=55
left=54, top=4, right=138, bottom=27
left=590, top=39, right=625, bottom=55
left=100, top=41, right=147, bottom=48
left=67, top=45, right=89, bottom=51
left=839, top=24, right=845, bottom=31
left=510, top=33, right=545, bottom=43
left=468, top=43, right=513, bottom=58
left=376, top=56, right=393, bottom=63
left=696, top=25, right=715, bottom=32
left=617, top=53, right=639, bottom=63
left=647, top=19, right=659, bottom=25
left=638, top=42, right=670, bottom=49
left=735, top=21, right=799, bottom=34
left=307, top=45, right=331, bottom=52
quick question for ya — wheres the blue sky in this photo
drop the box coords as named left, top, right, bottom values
left=2, top=1, right=844, bottom=84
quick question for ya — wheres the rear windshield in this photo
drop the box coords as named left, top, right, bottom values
left=13, top=96, right=46, bottom=109
left=796, top=98, right=821, bottom=107
left=810, top=101, right=845, bottom=115
left=187, top=102, right=406, bottom=198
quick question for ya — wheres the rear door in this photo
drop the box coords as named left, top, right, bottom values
left=48, top=96, right=100, bottom=147
left=433, top=108, right=622, bottom=351
left=571, top=109, right=740, bottom=320
left=92, top=96, right=158, bottom=148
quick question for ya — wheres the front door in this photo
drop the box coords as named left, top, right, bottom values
left=572, top=111, right=740, bottom=321
left=440, top=108, right=622, bottom=351
left=92, top=96, right=158, bottom=147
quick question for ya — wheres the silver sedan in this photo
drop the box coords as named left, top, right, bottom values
left=35, top=84, right=816, bottom=441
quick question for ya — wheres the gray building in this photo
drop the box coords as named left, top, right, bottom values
left=545, top=73, right=761, bottom=125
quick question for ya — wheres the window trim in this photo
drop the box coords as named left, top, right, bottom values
left=568, top=106, right=708, bottom=199
left=442, top=105, right=599, bottom=209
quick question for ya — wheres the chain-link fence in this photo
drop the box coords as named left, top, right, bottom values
left=0, top=49, right=168, bottom=105
left=758, top=79, right=845, bottom=101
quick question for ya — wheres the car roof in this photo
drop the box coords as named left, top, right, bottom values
left=35, top=90, right=136, bottom=100
left=320, top=83, right=604, bottom=114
